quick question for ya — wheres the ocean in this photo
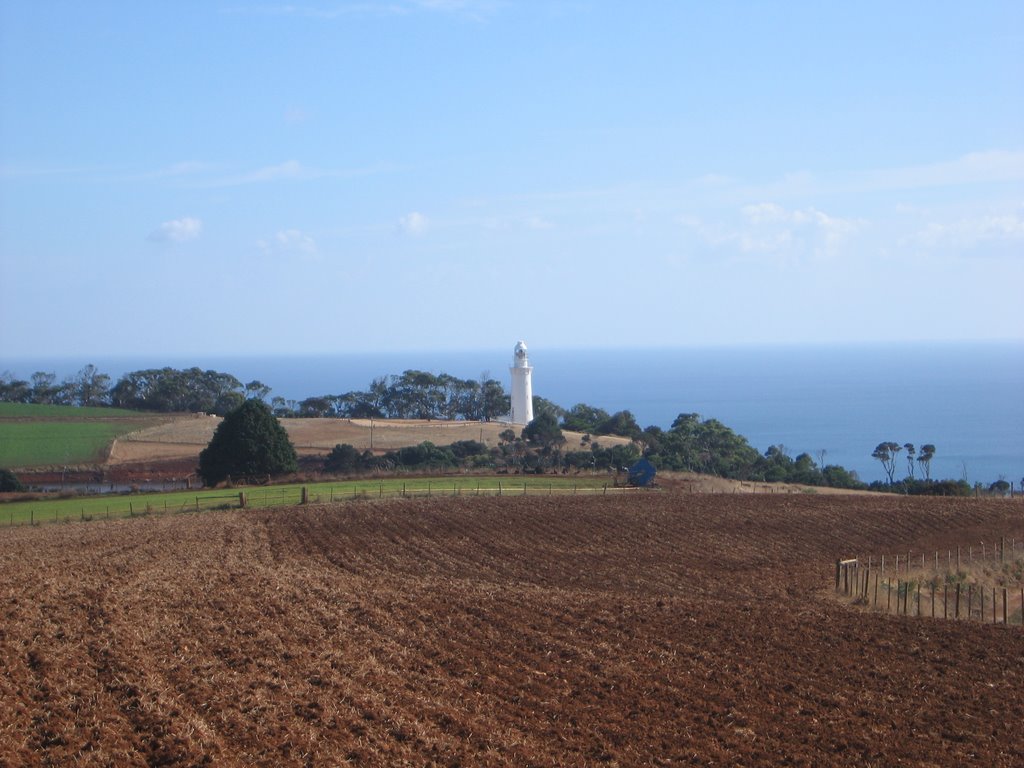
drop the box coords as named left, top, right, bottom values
left=3, top=342, right=1022, bottom=486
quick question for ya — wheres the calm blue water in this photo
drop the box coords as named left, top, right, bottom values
left=4, top=342, right=1022, bottom=485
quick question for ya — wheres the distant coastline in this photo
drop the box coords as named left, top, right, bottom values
left=3, top=341, right=1022, bottom=485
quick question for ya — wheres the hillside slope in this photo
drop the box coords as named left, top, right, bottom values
left=108, top=416, right=633, bottom=464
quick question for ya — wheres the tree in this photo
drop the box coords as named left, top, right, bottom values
left=872, top=442, right=901, bottom=484
left=561, top=403, right=611, bottom=434
left=531, top=396, right=565, bottom=422
left=30, top=372, right=64, bottom=404
left=522, top=411, right=566, bottom=469
left=989, top=479, right=1010, bottom=496
left=197, top=400, right=298, bottom=486
left=903, top=443, right=916, bottom=479
left=597, top=410, right=642, bottom=439
left=111, top=367, right=244, bottom=414
left=68, top=364, right=111, bottom=407
left=245, top=380, right=272, bottom=402
left=0, top=373, right=31, bottom=403
left=324, top=443, right=364, bottom=474
left=522, top=410, right=564, bottom=449
left=917, top=444, right=935, bottom=480
left=0, top=468, right=24, bottom=492
left=479, top=378, right=509, bottom=421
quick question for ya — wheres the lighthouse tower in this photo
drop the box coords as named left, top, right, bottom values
left=509, top=340, right=534, bottom=425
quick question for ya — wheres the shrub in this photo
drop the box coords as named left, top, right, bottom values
left=198, top=400, right=298, bottom=486
left=0, top=468, right=24, bottom=492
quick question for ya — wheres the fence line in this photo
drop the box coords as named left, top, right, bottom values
left=5, top=482, right=644, bottom=527
left=835, top=537, right=1024, bottom=627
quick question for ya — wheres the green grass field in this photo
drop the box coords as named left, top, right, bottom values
left=0, top=475, right=635, bottom=526
left=0, top=403, right=166, bottom=467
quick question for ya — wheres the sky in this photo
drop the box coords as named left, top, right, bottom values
left=1, top=1, right=1022, bottom=357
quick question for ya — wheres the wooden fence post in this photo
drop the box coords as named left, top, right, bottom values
left=955, top=583, right=961, bottom=619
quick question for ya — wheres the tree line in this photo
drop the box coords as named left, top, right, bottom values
left=0, top=366, right=510, bottom=421
left=2, top=364, right=1007, bottom=494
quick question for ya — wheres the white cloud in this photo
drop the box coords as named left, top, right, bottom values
left=678, top=203, right=862, bottom=261
left=148, top=216, right=203, bottom=243
left=902, top=207, right=1024, bottom=254
left=257, top=229, right=319, bottom=257
left=398, top=211, right=429, bottom=235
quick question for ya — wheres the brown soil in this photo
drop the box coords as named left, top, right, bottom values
left=2, top=494, right=1022, bottom=766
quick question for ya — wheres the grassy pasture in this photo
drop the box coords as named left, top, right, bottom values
left=0, top=474, right=628, bottom=525
left=0, top=403, right=166, bottom=467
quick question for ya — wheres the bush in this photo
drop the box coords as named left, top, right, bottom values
left=198, top=400, right=298, bottom=486
left=324, top=443, right=364, bottom=473
left=0, top=468, right=24, bottom=492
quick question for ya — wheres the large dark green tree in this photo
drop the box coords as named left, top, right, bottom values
left=0, top=468, right=24, bottom=492
left=198, top=400, right=298, bottom=486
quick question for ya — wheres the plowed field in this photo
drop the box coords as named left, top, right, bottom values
left=1, top=494, right=1022, bottom=766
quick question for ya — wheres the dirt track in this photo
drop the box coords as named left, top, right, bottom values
left=1, top=494, right=1022, bottom=766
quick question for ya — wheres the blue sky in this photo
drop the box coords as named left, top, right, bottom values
left=1, top=1, right=1022, bottom=357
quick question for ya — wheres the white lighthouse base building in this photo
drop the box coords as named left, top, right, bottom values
left=508, top=340, right=534, bottom=425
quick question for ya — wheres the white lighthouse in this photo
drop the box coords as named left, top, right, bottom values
left=509, top=340, right=534, bottom=425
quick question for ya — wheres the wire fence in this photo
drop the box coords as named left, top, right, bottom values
left=4, top=481, right=646, bottom=526
left=836, top=537, right=1024, bottom=627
